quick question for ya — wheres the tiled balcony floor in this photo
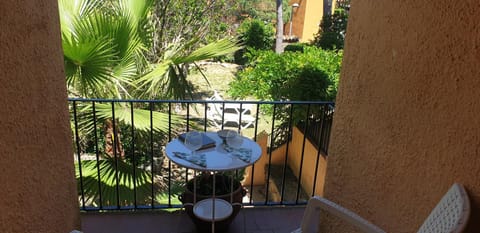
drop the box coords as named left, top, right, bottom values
left=81, top=206, right=305, bottom=233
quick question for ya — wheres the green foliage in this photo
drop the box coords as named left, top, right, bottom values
left=237, top=19, right=275, bottom=50
left=229, top=46, right=342, bottom=101
left=149, top=0, right=239, bottom=61
left=313, top=8, right=349, bottom=50
left=284, top=43, right=309, bottom=53
left=60, top=0, right=152, bottom=98
left=234, top=19, right=274, bottom=64
left=77, top=158, right=159, bottom=207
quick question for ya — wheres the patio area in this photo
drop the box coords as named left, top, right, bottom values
left=81, top=206, right=305, bottom=233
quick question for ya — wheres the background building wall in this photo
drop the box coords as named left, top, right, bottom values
left=300, top=0, right=323, bottom=42
left=290, top=0, right=324, bottom=42
left=290, top=0, right=307, bottom=40
left=323, top=0, right=480, bottom=232
left=0, top=0, right=80, bottom=232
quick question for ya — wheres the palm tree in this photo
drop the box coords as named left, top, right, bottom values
left=60, top=0, right=241, bottom=207
left=275, top=0, right=284, bottom=53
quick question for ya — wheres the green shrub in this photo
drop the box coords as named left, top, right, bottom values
left=312, top=8, right=348, bottom=50
left=237, top=18, right=274, bottom=50
left=234, top=19, right=275, bottom=64
left=283, top=43, right=308, bottom=53
left=229, top=46, right=342, bottom=101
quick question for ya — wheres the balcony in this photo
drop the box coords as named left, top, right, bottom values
left=70, top=98, right=334, bottom=232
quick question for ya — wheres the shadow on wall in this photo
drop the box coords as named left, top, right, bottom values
left=242, top=127, right=328, bottom=201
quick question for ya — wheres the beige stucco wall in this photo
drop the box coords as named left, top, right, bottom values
left=0, top=0, right=80, bottom=232
left=323, top=0, right=480, bottom=232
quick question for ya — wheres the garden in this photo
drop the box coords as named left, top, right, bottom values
left=66, top=0, right=349, bottom=209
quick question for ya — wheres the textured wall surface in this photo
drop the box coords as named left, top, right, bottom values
left=323, top=0, right=480, bottom=232
left=288, top=127, right=327, bottom=196
left=0, top=0, right=80, bottom=232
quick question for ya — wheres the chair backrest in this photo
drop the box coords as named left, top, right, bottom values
left=297, top=196, right=386, bottom=233
left=417, top=183, right=470, bottom=233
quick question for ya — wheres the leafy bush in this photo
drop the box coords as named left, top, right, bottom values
left=230, top=46, right=341, bottom=148
left=234, top=19, right=275, bottom=64
left=312, top=8, right=349, bottom=50
left=284, top=43, right=309, bottom=53
left=229, top=46, right=342, bottom=101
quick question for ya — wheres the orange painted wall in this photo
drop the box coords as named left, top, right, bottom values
left=323, top=0, right=480, bottom=232
left=290, top=0, right=325, bottom=42
left=287, top=127, right=327, bottom=196
left=301, top=0, right=324, bottom=42
left=0, top=0, right=80, bottom=232
left=243, top=128, right=328, bottom=198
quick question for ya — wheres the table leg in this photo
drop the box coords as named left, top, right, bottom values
left=212, top=171, right=216, bottom=233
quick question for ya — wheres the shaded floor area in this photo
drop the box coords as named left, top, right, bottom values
left=81, top=206, right=305, bottom=233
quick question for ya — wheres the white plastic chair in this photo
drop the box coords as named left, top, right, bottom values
left=292, top=183, right=470, bottom=233
left=206, top=90, right=255, bottom=129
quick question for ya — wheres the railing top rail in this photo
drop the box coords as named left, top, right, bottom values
left=67, top=98, right=335, bottom=106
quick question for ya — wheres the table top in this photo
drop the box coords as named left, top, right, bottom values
left=165, top=132, right=262, bottom=171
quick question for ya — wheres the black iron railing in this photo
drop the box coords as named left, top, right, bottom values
left=297, top=103, right=334, bottom=154
left=69, top=98, right=334, bottom=211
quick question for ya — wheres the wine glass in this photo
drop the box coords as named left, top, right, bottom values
left=184, top=131, right=203, bottom=155
left=226, top=130, right=243, bottom=149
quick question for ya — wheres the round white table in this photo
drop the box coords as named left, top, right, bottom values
left=165, top=131, right=262, bottom=232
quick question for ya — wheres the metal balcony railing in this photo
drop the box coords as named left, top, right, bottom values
left=69, top=98, right=334, bottom=211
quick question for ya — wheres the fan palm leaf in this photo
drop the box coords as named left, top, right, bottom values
left=78, top=158, right=162, bottom=207
left=60, top=0, right=153, bottom=98
left=73, top=102, right=182, bottom=137
left=135, top=38, right=242, bottom=99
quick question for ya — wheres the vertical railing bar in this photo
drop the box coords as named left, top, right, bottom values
left=149, top=102, right=154, bottom=208
left=295, top=104, right=311, bottom=204
left=130, top=102, right=137, bottom=208
left=73, top=101, right=86, bottom=210
left=185, top=103, right=190, bottom=185
left=321, top=107, right=329, bottom=154
left=221, top=102, right=225, bottom=130
left=249, top=103, right=260, bottom=205
left=111, top=102, right=120, bottom=209
left=280, top=103, right=295, bottom=203
left=186, top=102, right=190, bottom=131
left=168, top=102, right=172, bottom=207
left=253, top=103, right=260, bottom=142
left=204, top=102, right=208, bottom=132
left=318, top=116, right=324, bottom=152
left=311, top=104, right=325, bottom=196
left=264, top=104, right=277, bottom=205
left=238, top=103, right=243, bottom=132
left=319, top=105, right=327, bottom=152
left=91, top=101, right=103, bottom=209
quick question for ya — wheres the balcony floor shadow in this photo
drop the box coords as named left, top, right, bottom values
left=81, top=206, right=305, bottom=233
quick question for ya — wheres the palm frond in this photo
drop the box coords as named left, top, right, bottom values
left=74, top=103, right=182, bottom=136
left=173, top=38, right=242, bottom=64
left=63, top=34, right=117, bottom=98
left=78, top=158, right=159, bottom=207
left=135, top=38, right=241, bottom=99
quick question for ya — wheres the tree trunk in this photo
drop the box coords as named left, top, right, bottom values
left=104, top=119, right=125, bottom=159
left=324, top=0, right=332, bottom=16
left=275, top=0, right=284, bottom=53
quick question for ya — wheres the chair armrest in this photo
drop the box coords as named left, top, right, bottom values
left=302, top=196, right=386, bottom=233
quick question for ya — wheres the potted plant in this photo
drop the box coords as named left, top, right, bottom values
left=179, top=171, right=246, bottom=232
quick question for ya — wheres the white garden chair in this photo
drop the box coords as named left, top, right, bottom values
left=292, top=183, right=470, bottom=233
left=206, top=90, right=255, bottom=129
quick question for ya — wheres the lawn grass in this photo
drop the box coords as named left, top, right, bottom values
left=187, top=62, right=273, bottom=138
